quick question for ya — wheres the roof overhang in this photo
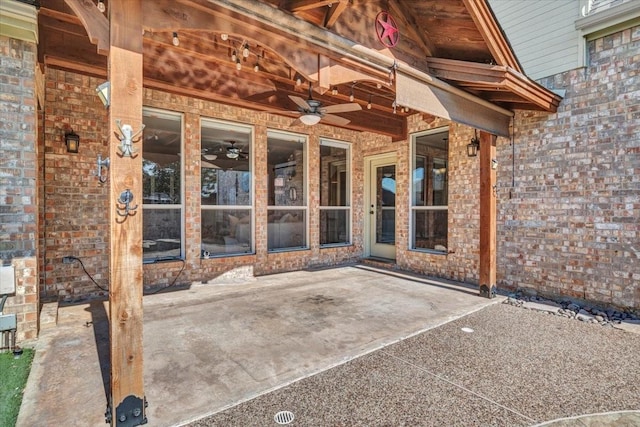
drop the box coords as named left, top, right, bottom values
left=427, top=58, right=563, bottom=113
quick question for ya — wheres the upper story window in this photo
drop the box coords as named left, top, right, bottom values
left=267, top=130, right=307, bottom=252
left=200, top=119, right=253, bottom=257
left=578, top=0, right=640, bottom=35
left=142, top=108, right=183, bottom=263
left=319, top=139, right=351, bottom=246
left=410, top=128, right=449, bottom=254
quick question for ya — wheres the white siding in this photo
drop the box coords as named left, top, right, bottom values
left=489, top=0, right=582, bottom=80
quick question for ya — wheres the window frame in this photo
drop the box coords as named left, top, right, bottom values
left=266, top=129, right=309, bottom=252
left=409, top=127, right=449, bottom=254
left=142, top=107, right=185, bottom=263
left=200, top=118, right=255, bottom=257
left=319, top=138, right=352, bottom=247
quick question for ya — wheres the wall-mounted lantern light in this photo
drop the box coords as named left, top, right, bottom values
left=467, top=129, right=480, bottom=157
left=65, top=130, right=80, bottom=153
left=96, top=81, right=110, bottom=107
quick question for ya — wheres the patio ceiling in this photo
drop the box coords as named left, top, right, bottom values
left=37, top=0, right=561, bottom=140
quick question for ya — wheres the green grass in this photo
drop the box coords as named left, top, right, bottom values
left=0, top=348, right=35, bottom=427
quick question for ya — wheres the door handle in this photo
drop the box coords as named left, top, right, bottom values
left=370, top=210, right=374, bottom=214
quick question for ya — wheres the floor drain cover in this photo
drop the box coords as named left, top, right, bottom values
left=274, top=410, right=295, bottom=425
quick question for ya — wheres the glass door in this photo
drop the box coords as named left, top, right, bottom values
left=366, top=155, right=396, bottom=259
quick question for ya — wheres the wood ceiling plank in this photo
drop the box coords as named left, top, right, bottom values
left=461, top=0, right=522, bottom=71
left=388, top=0, right=436, bottom=57
left=39, top=14, right=89, bottom=38
left=144, top=77, right=404, bottom=137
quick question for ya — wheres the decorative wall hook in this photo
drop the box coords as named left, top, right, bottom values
left=114, top=120, right=145, bottom=158
left=96, top=154, right=110, bottom=183
left=116, top=189, right=138, bottom=219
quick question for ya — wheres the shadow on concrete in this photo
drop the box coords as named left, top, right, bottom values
left=84, top=300, right=110, bottom=403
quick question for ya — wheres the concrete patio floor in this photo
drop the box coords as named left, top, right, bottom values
left=16, top=265, right=640, bottom=426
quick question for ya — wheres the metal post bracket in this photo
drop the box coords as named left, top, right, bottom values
left=106, top=395, right=147, bottom=426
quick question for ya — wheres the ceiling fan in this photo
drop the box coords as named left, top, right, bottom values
left=288, top=85, right=361, bottom=126
left=224, top=141, right=248, bottom=159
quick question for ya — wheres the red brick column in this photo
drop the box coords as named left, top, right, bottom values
left=0, top=32, right=39, bottom=342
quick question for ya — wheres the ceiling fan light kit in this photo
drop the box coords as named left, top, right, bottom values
left=288, top=85, right=361, bottom=127
left=299, top=114, right=322, bottom=125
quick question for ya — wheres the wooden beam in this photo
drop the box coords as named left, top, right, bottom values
left=428, top=57, right=562, bottom=112
left=289, top=0, right=335, bottom=12
left=168, top=0, right=321, bottom=81
left=44, top=55, right=107, bottom=77
left=309, top=58, right=390, bottom=91
left=39, top=6, right=83, bottom=26
left=479, top=130, right=497, bottom=298
left=64, top=0, right=110, bottom=55
left=324, top=0, right=348, bottom=28
left=396, top=72, right=512, bottom=137
left=107, top=0, right=146, bottom=425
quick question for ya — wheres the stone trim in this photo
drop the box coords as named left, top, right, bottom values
left=0, top=0, right=38, bottom=43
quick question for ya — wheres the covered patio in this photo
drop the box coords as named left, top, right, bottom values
left=2, top=0, right=566, bottom=424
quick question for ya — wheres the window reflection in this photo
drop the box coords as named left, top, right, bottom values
left=142, top=108, right=183, bottom=262
left=320, top=141, right=350, bottom=246
left=201, top=120, right=253, bottom=256
left=268, top=131, right=307, bottom=251
left=411, top=129, right=449, bottom=253
left=376, top=165, right=395, bottom=244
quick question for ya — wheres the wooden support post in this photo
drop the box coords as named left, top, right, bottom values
left=107, top=0, right=146, bottom=425
left=479, top=130, right=497, bottom=298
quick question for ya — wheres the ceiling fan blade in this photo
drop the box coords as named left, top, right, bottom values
left=201, top=160, right=220, bottom=169
left=322, top=103, right=362, bottom=114
left=289, top=118, right=303, bottom=127
left=288, top=95, right=311, bottom=110
left=322, top=114, right=351, bottom=126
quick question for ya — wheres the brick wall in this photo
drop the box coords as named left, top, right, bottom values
left=497, top=26, right=640, bottom=310
left=40, top=25, right=639, bottom=313
left=398, top=116, right=483, bottom=284
left=41, top=68, right=110, bottom=302
left=0, top=36, right=39, bottom=341
left=42, top=76, right=391, bottom=297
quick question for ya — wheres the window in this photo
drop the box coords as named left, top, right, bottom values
left=200, top=119, right=253, bottom=257
left=319, top=139, right=350, bottom=246
left=142, top=108, right=183, bottom=262
left=410, top=129, right=449, bottom=253
left=267, top=130, right=307, bottom=251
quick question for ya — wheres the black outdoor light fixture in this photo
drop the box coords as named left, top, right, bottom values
left=467, top=129, right=480, bottom=157
left=65, top=130, right=80, bottom=154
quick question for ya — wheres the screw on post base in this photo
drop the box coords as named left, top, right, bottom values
left=479, top=284, right=496, bottom=299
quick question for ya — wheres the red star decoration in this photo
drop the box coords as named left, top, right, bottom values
left=375, top=11, right=399, bottom=48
